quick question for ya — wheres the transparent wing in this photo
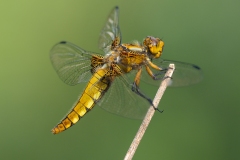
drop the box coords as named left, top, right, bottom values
left=98, top=6, right=121, bottom=52
left=50, top=41, right=97, bottom=85
left=141, top=59, right=203, bottom=87
left=97, top=74, right=151, bottom=120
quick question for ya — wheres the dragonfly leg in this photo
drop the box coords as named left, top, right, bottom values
left=154, top=66, right=174, bottom=77
left=146, top=65, right=173, bottom=80
left=133, top=68, right=142, bottom=87
left=131, top=82, right=163, bottom=113
left=132, top=68, right=163, bottom=112
left=148, top=59, right=174, bottom=72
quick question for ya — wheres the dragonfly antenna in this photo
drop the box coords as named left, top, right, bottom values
left=124, top=64, right=175, bottom=160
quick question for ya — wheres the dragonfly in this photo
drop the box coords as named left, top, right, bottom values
left=50, top=6, right=202, bottom=134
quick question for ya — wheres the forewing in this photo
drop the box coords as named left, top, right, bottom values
left=97, top=74, right=150, bottom=120
left=50, top=41, right=96, bottom=85
left=98, top=6, right=121, bottom=52
left=141, top=59, right=203, bottom=87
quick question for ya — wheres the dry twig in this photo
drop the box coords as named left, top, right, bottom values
left=124, top=64, right=175, bottom=160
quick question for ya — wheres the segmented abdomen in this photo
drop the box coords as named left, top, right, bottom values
left=51, top=69, right=110, bottom=134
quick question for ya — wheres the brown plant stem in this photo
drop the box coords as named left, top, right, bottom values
left=124, top=64, right=175, bottom=160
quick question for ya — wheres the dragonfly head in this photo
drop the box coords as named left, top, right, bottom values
left=143, top=36, right=164, bottom=59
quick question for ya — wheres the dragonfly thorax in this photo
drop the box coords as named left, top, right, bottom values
left=121, top=43, right=145, bottom=52
left=104, top=50, right=121, bottom=63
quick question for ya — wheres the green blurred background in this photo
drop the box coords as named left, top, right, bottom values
left=1, top=0, right=240, bottom=159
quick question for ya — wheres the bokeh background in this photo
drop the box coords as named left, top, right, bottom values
left=1, top=0, right=240, bottom=160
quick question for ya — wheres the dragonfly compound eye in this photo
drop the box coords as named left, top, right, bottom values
left=143, top=36, right=164, bottom=58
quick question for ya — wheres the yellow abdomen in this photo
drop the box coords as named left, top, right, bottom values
left=51, top=69, right=109, bottom=134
